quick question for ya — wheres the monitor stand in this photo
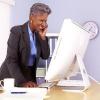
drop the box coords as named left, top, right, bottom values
left=57, top=54, right=91, bottom=92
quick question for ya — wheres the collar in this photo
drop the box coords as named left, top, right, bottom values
left=28, top=23, right=33, bottom=36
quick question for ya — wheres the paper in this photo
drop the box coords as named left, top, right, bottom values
left=0, top=87, right=47, bottom=100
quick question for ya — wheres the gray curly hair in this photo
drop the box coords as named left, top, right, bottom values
left=30, top=3, right=51, bottom=16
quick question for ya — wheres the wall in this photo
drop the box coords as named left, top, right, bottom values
left=0, top=0, right=15, bottom=66
left=10, top=0, right=100, bottom=81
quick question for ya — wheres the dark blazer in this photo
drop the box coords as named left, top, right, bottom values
left=0, top=22, right=50, bottom=86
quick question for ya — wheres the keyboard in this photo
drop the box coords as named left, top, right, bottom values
left=0, top=87, right=3, bottom=91
left=57, top=80, right=84, bottom=86
left=39, top=82, right=56, bottom=88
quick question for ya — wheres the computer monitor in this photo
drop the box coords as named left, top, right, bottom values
left=45, top=19, right=90, bottom=82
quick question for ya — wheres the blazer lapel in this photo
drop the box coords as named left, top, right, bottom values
left=21, top=22, right=30, bottom=64
left=22, top=22, right=30, bottom=48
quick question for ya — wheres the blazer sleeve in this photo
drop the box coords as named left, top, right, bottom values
left=6, top=27, right=27, bottom=85
left=39, top=36, right=50, bottom=59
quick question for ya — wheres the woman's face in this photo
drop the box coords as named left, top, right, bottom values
left=29, top=13, right=48, bottom=32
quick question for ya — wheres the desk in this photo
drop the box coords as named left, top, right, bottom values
left=0, top=80, right=100, bottom=100
left=44, top=80, right=100, bottom=100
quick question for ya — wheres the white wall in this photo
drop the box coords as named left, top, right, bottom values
left=3, top=0, right=100, bottom=81
left=0, top=0, right=15, bottom=66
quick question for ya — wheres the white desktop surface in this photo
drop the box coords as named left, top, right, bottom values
left=45, top=81, right=100, bottom=100
left=0, top=80, right=100, bottom=100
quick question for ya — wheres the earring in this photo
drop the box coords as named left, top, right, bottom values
left=31, top=20, right=32, bottom=23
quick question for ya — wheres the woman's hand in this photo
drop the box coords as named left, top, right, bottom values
left=21, top=81, right=38, bottom=87
left=38, top=24, right=48, bottom=40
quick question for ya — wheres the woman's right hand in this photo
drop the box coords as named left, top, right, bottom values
left=21, top=81, right=38, bottom=87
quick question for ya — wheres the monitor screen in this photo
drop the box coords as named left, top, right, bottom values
left=45, top=19, right=90, bottom=82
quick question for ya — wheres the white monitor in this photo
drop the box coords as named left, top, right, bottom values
left=45, top=19, right=90, bottom=83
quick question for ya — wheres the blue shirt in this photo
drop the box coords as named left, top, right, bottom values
left=27, top=24, right=37, bottom=66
